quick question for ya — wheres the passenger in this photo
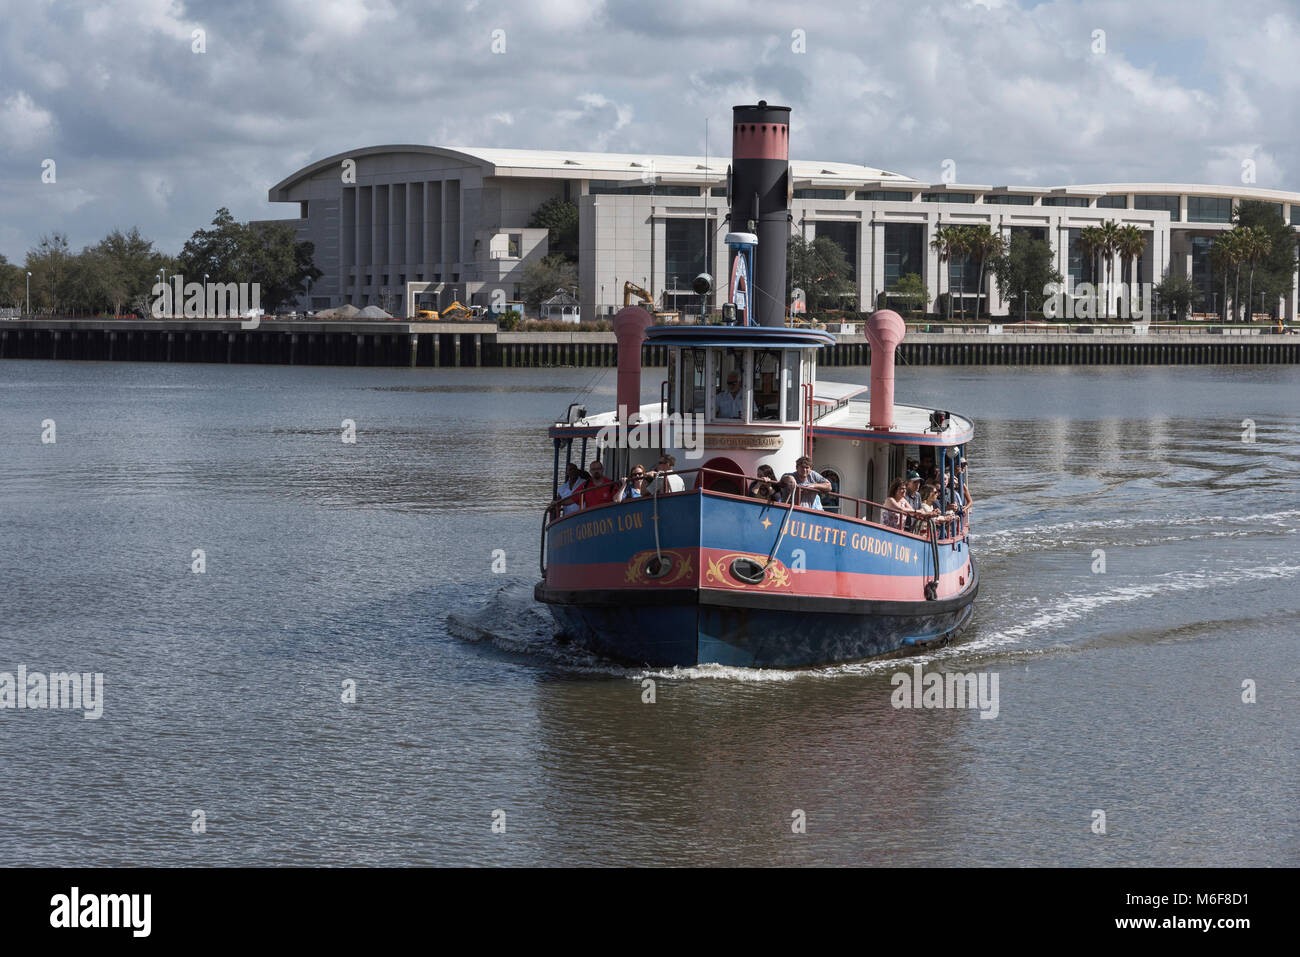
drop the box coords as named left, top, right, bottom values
left=882, top=478, right=912, bottom=530
left=715, top=372, right=755, bottom=419
left=614, top=465, right=647, bottom=502
left=956, top=457, right=973, bottom=511
left=748, top=464, right=778, bottom=500
left=555, top=462, right=589, bottom=517
left=645, top=453, right=685, bottom=494
left=780, top=456, right=832, bottom=510
left=913, top=483, right=957, bottom=536
left=581, top=460, right=615, bottom=508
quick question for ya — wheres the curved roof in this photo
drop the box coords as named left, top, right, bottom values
left=268, top=144, right=917, bottom=199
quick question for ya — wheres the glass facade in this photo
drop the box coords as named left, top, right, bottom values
left=664, top=218, right=715, bottom=292
left=1008, top=225, right=1049, bottom=244
left=1187, top=196, right=1232, bottom=223
left=1043, top=197, right=1089, bottom=207
left=1135, top=194, right=1181, bottom=218
left=814, top=221, right=857, bottom=281
left=1066, top=228, right=1095, bottom=284
left=589, top=180, right=700, bottom=196
left=1293, top=206, right=1300, bottom=226
left=1190, top=236, right=1216, bottom=309
left=856, top=189, right=914, bottom=201
left=1096, top=195, right=1128, bottom=208
left=922, top=192, right=975, bottom=203
left=794, top=188, right=845, bottom=200
left=884, top=223, right=925, bottom=291
left=983, top=194, right=1034, bottom=205
left=948, top=253, right=978, bottom=293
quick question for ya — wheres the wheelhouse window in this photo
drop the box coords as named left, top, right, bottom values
left=753, top=350, right=782, bottom=420
left=711, top=349, right=749, bottom=422
left=680, top=348, right=707, bottom=415
left=783, top=349, right=802, bottom=423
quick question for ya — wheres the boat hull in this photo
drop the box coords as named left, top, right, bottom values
left=537, top=490, right=978, bottom=668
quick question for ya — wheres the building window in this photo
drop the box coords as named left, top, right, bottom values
left=665, top=218, right=715, bottom=292
left=1190, top=236, right=1216, bottom=308
left=814, top=221, right=857, bottom=282
left=382, top=274, right=389, bottom=285
left=710, top=186, right=727, bottom=196
left=399, top=274, right=406, bottom=286
left=922, top=192, right=975, bottom=203
left=949, top=253, right=978, bottom=293
left=884, top=223, right=924, bottom=291
left=1066, top=229, right=1093, bottom=285
left=857, top=190, right=914, bottom=201
left=793, top=188, right=844, bottom=200
left=1096, top=195, right=1128, bottom=208
left=589, top=180, right=698, bottom=196
left=1008, top=225, right=1049, bottom=244
left=364, top=274, right=372, bottom=286
left=1043, top=196, right=1089, bottom=207
left=983, top=194, right=1034, bottom=205
left=1292, top=206, right=1300, bottom=227
left=1187, top=196, right=1232, bottom=223
left=1134, top=194, right=1181, bottom=218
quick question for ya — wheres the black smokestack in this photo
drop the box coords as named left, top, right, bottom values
left=730, top=101, right=790, bottom=327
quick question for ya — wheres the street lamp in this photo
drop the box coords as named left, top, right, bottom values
left=26, top=272, right=31, bottom=316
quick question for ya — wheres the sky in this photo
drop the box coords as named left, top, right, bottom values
left=2, top=0, right=1298, bottom=263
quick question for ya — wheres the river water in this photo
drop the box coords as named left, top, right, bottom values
left=1, top=359, right=1296, bottom=866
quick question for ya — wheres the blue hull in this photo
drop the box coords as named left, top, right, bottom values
left=538, top=560, right=978, bottom=668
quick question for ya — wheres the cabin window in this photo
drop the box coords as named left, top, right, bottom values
left=680, top=348, right=707, bottom=415
left=752, top=350, right=782, bottom=420
left=821, top=467, right=843, bottom=514
left=711, top=348, right=748, bottom=422
left=667, top=351, right=678, bottom=415
left=783, top=349, right=802, bottom=423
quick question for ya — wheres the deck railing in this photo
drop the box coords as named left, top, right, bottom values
left=547, top=467, right=969, bottom=544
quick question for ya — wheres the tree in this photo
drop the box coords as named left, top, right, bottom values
left=1154, top=274, right=1200, bottom=321
left=1097, top=219, right=1122, bottom=318
left=1114, top=224, right=1148, bottom=317
left=528, top=198, right=579, bottom=262
left=1233, top=201, right=1296, bottom=320
left=930, top=225, right=956, bottom=317
left=178, top=209, right=321, bottom=311
left=1240, top=226, right=1273, bottom=322
left=786, top=235, right=855, bottom=312
left=963, top=225, right=1005, bottom=320
left=520, top=254, right=577, bottom=310
left=25, top=233, right=75, bottom=315
left=1211, top=230, right=1246, bottom=320
left=1076, top=226, right=1105, bottom=317
left=993, top=233, right=1063, bottom=319
left=0, top=254, right=26, bottom=309
left=891, top=273, right=929, bottom=314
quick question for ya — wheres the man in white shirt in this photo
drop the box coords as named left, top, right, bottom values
left=645, top=453, right=685, bottom=494
left=714, top=372, right=755, bottom=420
left=780, top=456, right=832, bottom=510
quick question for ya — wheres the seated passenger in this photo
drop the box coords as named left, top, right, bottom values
left=748, top=464, right=778, bottom=500
left=555, top=462, right=589, bottom=517
left=614, top=466, right=647, bottom=501
left=715, top=373, right=756, bottom=420
left=645, top=454, right=685, bottom=494
left=581, top=460, right=615, bottom=508
left=913, top=483, right=957, bottom=535
left=779, top=456, right=832, bottom=510
left=882, top=478, right=912, bottom=530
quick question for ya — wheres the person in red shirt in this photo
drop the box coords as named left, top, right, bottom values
left=580, top=460, right=616, bottom=508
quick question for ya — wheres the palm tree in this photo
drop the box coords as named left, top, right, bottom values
left=965, top=225, right=1005, bottom=320
left=1114, top=224, right=1148, bottom=318
left=930, top=224, right=954, bottom=319
left=1210, top=231, right=1242, bottom=321
left=1241, top=226, right=1273, bottom=322
left=1097, top=220, right=1123, bottom=319
left=943, top=225, right=973, bottom=320
left=1077, top=226, right=1105, bottom=318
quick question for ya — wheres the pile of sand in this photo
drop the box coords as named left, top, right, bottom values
left=357, top=305, right=392, bottom=319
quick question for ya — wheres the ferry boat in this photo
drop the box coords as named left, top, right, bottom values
left=534, top=101, right=977, bottom=668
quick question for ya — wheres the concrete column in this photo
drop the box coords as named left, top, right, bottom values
left=871, top=222, right=886, bottom=309
left=858, top=217, right=871, bottom=311
left=409, top=333, right=419, bottom=367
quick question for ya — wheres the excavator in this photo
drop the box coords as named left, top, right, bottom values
left=415, top=300, right=486, bottom=321
left=622, top=281, right=679, bottom=323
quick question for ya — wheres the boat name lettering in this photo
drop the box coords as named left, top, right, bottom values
left=784, top=520, right=915, bottom=563
left=552, top=511, right=644, bottom=548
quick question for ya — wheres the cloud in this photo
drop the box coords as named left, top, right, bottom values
left=2, top=0, right=1299, bottom=261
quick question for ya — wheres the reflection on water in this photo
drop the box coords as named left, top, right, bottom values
left=1, top=360, right=1296, bottom=866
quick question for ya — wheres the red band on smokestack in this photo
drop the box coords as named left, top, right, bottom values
left=732, top=123, right=788, bottom=160
left=865, top=309, right=907, bottom=430
left=613, top=306, right=654, bottom=422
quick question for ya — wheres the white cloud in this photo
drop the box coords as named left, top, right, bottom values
left=0, top=92, right=56, bottom=152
